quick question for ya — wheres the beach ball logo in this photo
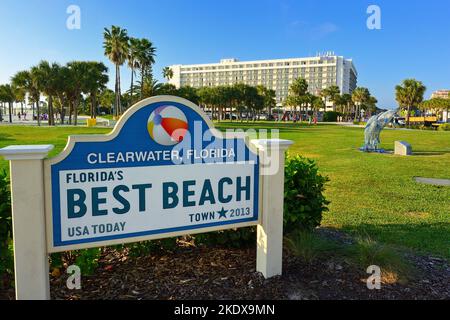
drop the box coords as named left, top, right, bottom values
left=147, top=105, right=188, bottom=146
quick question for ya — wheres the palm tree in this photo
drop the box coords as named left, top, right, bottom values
left=134, top=77, right=163, bottom=98
left=352, top=87, right=370, bottom=121
left=53, top=65, right=71, bottom=124
left=286, top=78, right=309, bottom=116
left=99, top=88, right=115, bottom=114
left=136, top=38, right=156, bottom=99
left=11, top=70, right=37, bottom=119
left=162, top=67, right=174, bottom=81
left=12, top=70, right=39, bottom=125
left=312, top=95, right=325, bottom=117
left=395, top=79, right=426, bottom=127
left=103, top=26, right=129, bottom=118
left=0, top=84, right=15, bottom=123
left=32, top=61, right=61, bottom=126
left=127, top=37, right=141, bottom=105
left=85, top=62, right=109, bottom=119
left=256, top=85, right=276, bottom=119
left=320, top=85, right=340, bottom=110
left=66, top=61, right=90, bottom=125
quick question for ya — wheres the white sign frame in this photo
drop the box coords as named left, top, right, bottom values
left=44, top=96, right=262, bottom=253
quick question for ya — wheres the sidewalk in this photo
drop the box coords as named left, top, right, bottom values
left=0, top=115, right=112, bottom=127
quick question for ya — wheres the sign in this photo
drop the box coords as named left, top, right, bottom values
left=0, top=95, right=292, bottom=299
left=44, top=96, right=260, bottom=252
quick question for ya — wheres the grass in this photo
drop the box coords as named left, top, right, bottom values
left=0, top=122, right=449, bottom=260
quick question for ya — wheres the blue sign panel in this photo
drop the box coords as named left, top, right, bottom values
left=45, top=96, right=259, bottom=251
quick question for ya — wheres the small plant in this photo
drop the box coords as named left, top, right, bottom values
left=345, top=234, right=414, bottom=284
left=73, top=248, right=102, bottom=275
left=194, top=227, right=256, bottom=247
left=284, top=155, right=330, bottom=233
left=0, top=170, right=13, bottom=284
left=127, top=238, right=178, bottom=257
left=438, top=123, right=450, bottom=131
left=285, top=231, right=342, bottom=264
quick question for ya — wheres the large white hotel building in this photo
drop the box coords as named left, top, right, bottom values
left=168, top=53, right=358, bottom=106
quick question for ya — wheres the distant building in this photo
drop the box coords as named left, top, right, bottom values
left=431, top=90, right=450, bottom=99
left=167, top=53, right=357, bottom=109
left=430, top=90, right=450, bottom=123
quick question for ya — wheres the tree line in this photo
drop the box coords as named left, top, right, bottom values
left=1, top=25, right=447, bottom=126
left=395, top=79, right=450, bottom=126
left=284, top=78, right=378, bottom=121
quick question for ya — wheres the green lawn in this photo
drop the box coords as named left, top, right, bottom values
left=1, top=123, right=449, bottom=260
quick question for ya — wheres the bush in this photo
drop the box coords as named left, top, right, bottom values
left=195, top=155, right=330, bottom=246
left=438, top=123, right=450, bottom=131
left=284, top=155, right=330, bottom=234
left=323, top=111, right=339, bottom=122
left=194, top=227, right=256, bottom=248
left=0, top=170, right=13, bottom=284
left=126, top=238, right=178, bottom=257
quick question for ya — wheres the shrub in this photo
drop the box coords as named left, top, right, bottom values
left=438, top=123, right=450, bottom=131
left=323, top=111, right=339, bottom=122
left=126, top=238, right=178, bottom=257
left=284, top=155, right=330, bottom=234
left=0, top=170, right=13, bottom=284
left=195, top=155, right=330, bottom=247
left=194, top=227, right=256, bottom=248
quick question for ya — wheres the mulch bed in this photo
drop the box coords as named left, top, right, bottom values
left=1, top=232, right=449, bottom=300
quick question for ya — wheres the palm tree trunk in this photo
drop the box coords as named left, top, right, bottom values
left=8, top=102, right=13, bottom=123
left=140, top=66, right=144, bottom=100
left=48, top=95, right=53, bottom=126
left=36, top=101, right=41, bottom=126
left=68, top=101, right=73, bottom=125
left=130, top=68, right=134, bottom=106
left=114, top=64, right=119, bottom=117
left=406, top=105, right=411, bottom=127
left=74, top=98, right=79, bottom=126
left=118, top=66, right=122, bottom=115
left=91, top=94, right=97, bottom=119
left=60, top=98, right=66, bottom=125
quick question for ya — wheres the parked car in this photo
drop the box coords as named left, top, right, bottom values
left=394, top=117, right=406, bottom=126
left=258, top=113, right=268, bottom=120
left=224, top=113, right=238, bottom=120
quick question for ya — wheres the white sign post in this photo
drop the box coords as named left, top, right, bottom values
left=252, top=139, right=293, bottom=278
left=0, top=145, right=54, bottom=300
left=0, top=96, right=293, bottom=300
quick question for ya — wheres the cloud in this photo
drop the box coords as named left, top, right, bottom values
left=311, top=22, right=339, bottom=39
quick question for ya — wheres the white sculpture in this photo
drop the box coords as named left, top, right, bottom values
left=361, top=110, right=397, bottom=152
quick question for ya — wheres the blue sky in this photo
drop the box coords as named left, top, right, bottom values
left=0, top=0, right=449, bottom=107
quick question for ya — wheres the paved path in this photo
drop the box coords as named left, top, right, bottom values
left=414, top=177, right=450, bottom=186
left=0, top=115, right=112, bottom=127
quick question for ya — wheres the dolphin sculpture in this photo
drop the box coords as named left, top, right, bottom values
left=361, top=110, right=397, bottom=152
